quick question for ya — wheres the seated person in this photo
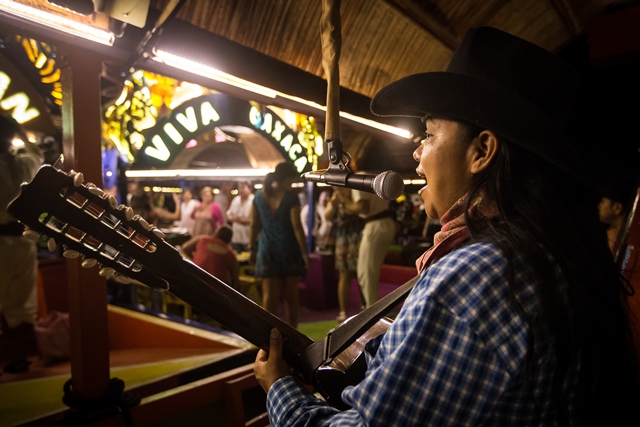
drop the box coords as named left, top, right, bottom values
left=182, top=226, right=239, bottom=290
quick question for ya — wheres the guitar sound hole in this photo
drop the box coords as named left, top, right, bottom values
left=101, top=213, right=120, bottom=229
left=65, top=226, right=86, bottom=242
left=83, top=234, right=101, bottom=251
left=66, top=191, right=88, bottom=208
left=43, top=215, right=67, bottom=233
left=100, top=244, right=119, bottom=260
left=85, top=202, right=104, bottom=219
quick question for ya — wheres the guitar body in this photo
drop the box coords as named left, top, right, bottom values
left=315, top=317, right=391, bottom=409
left=7, top=165, right=396, bottom=408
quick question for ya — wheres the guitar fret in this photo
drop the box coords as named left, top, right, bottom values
left=64, top=226, right=86, bottom=243
left=116, top=253, right=136, bottom=268
left=131, top=232, right=150, bottom=248
left=101, top=212, right=120, bottom=229
left=65, top=189, right=89, bottom=209
left=100, top=244, right=119, bottom=260
left=83, top=234, right=102, bottom=252
left=43, top=214, right=67, bottom=233
left=131, top=261, right=143, bottom=273
left=84, top=202, right=105, bottom=219
left=116, top=223, right=135, bottom=239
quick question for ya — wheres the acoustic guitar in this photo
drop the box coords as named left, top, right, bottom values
left=7, top=164, right=399, bottom=409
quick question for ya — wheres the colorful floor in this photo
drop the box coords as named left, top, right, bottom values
left=0, top=350, right=241, bottom=427
left=0, top=273, right=411, bottom=427
left=0, top=303, right=343, bottom=427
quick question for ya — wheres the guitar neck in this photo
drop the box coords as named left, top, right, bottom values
left=7, top=165, right=315, bottom=380
left=150, top=256, right=314, bottom=373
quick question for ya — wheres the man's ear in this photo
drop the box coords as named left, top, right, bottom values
left=468, top=130, right=499, bottom=174
left=612, top=201, right=624, bottom=216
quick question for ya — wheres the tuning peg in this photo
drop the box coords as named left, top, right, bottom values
left=63, top=249, right=80, bottom=259
left=88, top=187, right=103, bottom=196
left=47, top=238, right=57, bottom=252
left=99, top=267, right=115, bottom=277
left=23, top=229, right=40, bottom=242
left=114, top=274, right=131, bottom=284
left=81, top=258, right=98, bottom=268
left=124, top=207, right=134, bottom=221
left=138, top=217, right=150, bottom=230
left=118, top=205, right=135, bottom=221
left=107, top=195, right=117, bottom=209
left=72, top=172, right=84, bottom=187
left=151, top=227, right=165, bottom=239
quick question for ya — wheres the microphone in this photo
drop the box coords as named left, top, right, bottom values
left=302, top=169, right=404, bottom=201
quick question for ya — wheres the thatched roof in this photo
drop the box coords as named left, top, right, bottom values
left=149, top=0, right=627, bottom=99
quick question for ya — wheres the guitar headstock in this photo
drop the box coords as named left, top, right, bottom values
left=8, top=165, right=324, bottom=385
left=7, top=165, right=183, bottom=290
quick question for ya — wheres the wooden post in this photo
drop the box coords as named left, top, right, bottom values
left=60, top=47, right=111, bottom=402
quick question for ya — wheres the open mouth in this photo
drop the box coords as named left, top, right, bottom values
left=416, top=170, right=428, bottom=195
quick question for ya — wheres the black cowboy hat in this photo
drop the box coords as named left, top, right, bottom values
left=370, top=26, right=588, bottom=183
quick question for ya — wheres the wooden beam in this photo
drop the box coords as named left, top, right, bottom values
left=548, top=0, right=581, bottom=36
left=60, top=46, right=111, bottom=406
left=382, top=0, right=459, bottom=51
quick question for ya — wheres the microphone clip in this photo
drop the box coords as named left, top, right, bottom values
left=322, top=138, right=354, bottom=187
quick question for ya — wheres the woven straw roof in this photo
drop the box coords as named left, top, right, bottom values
left=150, top=0, right=624, bottom=99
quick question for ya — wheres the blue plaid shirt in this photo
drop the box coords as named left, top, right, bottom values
left=267, top=242, right=581, bottom=426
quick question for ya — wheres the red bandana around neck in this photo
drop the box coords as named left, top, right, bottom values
left=415, top=189, right=499, bottom=273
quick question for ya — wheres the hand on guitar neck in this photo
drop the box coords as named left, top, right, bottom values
left=254, top=328, right=291, bottom=392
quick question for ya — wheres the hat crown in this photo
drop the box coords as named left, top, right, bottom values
left=448, top=27, right=579, bottom=126
left=369, top=26, right=588, bottom=183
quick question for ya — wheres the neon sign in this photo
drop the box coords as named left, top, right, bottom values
left=0, top=71, right=40, bottom=123
left=136, top=93, right=311, bottom=173
left=17, top=37, right=62, bottom=108
left=248, top=106, right=307, bottom=172
left=145, top=102, right=220, bottom=161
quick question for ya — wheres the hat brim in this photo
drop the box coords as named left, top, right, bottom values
left=371, top=72, right=587, bottom=183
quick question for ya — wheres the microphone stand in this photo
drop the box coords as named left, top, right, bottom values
left=312, top=0, right=354, bottom=188
left=308, top=0, right=404, bottom=201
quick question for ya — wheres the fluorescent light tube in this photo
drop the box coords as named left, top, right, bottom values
left=125, top=168, right=273, bottom=179
left=0, top=0, right=115, bottom=46
left=151, top=49, right=414, bottom=139
left=152, top=49, right=278, bottom=99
